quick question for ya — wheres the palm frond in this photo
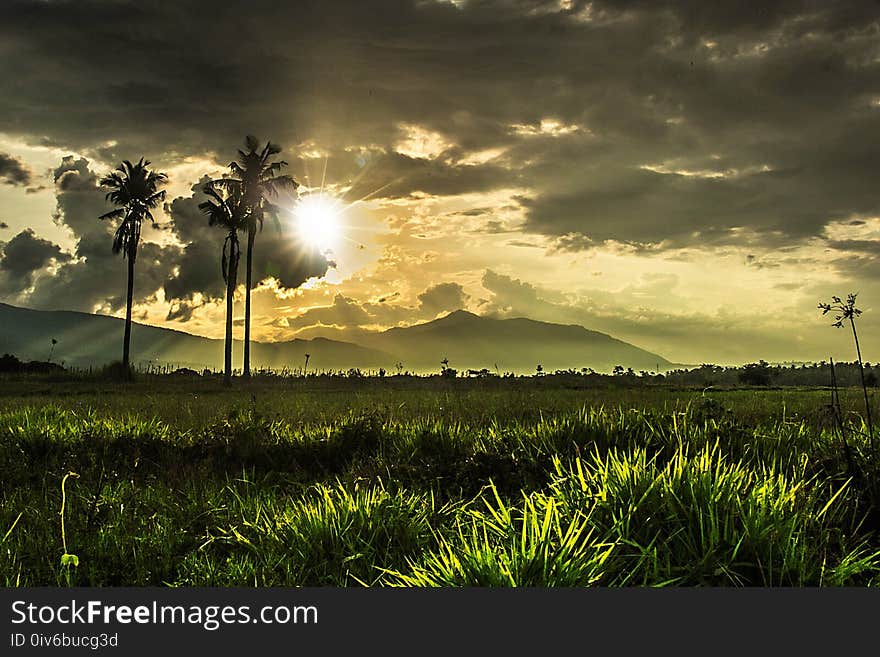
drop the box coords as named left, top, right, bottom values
left=211, top=176, right=242, bottom=192
left=262, top=175, right=298, bottom=197
left=261, top=161, right=289, bottom=179
left=201, top=183, right=224, bottom=204
left=244, top=135, right=260, bottom=153
left=259, top=141, right=282, bottom=163
left=112, top=221, right=130, bottom=255
left=100, top=172, right=124, bottom=189
left=144, top=190, right=166, bottom=208
left=99, top=207, right=126, bottom=221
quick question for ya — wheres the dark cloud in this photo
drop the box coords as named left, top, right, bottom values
left=281, top=282, right=469, bottom=336
left=162, top=179, right=332, bottom=314
left=22, top=156, right=172, bottom=311
left=344, top=151, right=516, bottom=200
left=0, top=1, right=872, bottom=247
left=481, top=269, right=551, bottom=316
left=827, top=239, right=880, bottom=256
left=0, top=229, right=71, bottom=297
left=418, top=282, right=469, bottom=314
left=161, top=179, right=229, bottom=305
left=0, top=153, right=33, bottom=187
left=284, top=294, right=373, bottom=330
left=51, top=156, right=114, bottom=256
left=18, top=159, right=330, bottom=314
left=0, top=2, right=876, bottom=249
left=0, top=229, right=69, bottom=276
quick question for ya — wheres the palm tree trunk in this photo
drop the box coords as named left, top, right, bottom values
left=123, top=249, right=135, bottom=379
left=224, top=274, right=234, bottom=386
left=224, top=241, right=238, bottom=386
left=851, top=317, right=874, bottom=449
left=243, top=225, right=255, bottom=378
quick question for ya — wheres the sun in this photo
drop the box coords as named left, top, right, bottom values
left=292, top=193, right=343, bottom=249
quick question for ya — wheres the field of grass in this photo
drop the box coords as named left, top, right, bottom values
left=3, top=374, right=880, bottom=586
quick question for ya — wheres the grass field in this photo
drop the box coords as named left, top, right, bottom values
left=3, top=374, right=880, bottom=586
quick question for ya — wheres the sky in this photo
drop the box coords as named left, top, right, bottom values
left=0, top=0, right=879, bottom=365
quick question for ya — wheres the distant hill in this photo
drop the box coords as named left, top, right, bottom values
left=0, top=303, right=390, bottom=372
left=0, top=303, right=672, bottom=374
left=364, top=310, right=672, bottom=373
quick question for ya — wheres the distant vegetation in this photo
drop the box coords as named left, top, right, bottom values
left=2, top=350, right=876, bottom=389
left=0, top=353, right=63, bottom=375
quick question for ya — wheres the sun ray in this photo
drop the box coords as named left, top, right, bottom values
left=320, top=155, right=329, bottom=195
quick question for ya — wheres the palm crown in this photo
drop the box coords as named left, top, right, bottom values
left=214, top=135, right=298, bottom=230
left=199, top=183, right=247, bottom=284
left=99, top=158, right=168, bottom=259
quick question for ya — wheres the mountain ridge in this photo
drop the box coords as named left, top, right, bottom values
left=0, top=302, right=673, bottom=373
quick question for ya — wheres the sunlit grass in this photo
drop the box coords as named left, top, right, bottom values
left=2, top=382, right=880, bottom=586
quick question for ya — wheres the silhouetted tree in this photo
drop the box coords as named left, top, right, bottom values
left=820, top=292, right=874, bottom=443
left=214, top=136, right=298, bottom=377
left=99, top=159, right=167, bottom=375
left=739, top=360, right=772, bottom=386
left=200, top=183, right=247, bottom=385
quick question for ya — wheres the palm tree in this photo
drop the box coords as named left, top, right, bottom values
left=214, top=136, right=298, bottom=377
left=199, top=183, right=247, bottom=385
left=99, top=158, right=167, bottom=376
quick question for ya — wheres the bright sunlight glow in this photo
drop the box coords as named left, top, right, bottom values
left=292, top=193, right=343, bottom=250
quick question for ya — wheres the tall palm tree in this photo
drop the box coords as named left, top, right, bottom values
left=214, top=136, right=298, bottom=377
left=199, top=182, right=247, bottom=385
left=99, top=158, right=167, bottom=376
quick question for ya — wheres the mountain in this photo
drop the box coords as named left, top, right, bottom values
left=0, top=303, right=672, bottom=374
left=0, top=303, right=390, bottom=372
left=364, top=310, right=672, bottom=373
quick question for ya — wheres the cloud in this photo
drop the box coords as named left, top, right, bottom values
left=21, top=156, right=175, bottom=311
left=286, top=294, right=374, bottom=330
left=19, top=159, right=330, bottom=314
left=0, top=229, right=71, bottom=297
left=344, top=150, right=516, bottom=201
left=417, top=282, right=469, bottom=315
left=0, top=152, right=33, bottom=187
left=0, top=1, right=875, bottom=253
left=162, top=178, right=333, bottom=315
left=279, top=281, right=471, bottom=338
left=481, top=269, right=552, bottom=316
